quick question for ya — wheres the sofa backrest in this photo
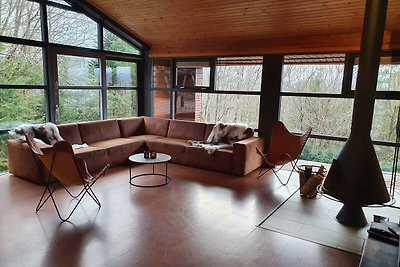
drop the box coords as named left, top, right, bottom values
left=144, top=117, right=170, bottom=136
left=78, top=119, right=121, bottom=144
left=57, top=123, right=83, bottom=144
left=118, top=117, right=145, bottom=137
left=167, top=120, right=207, bottom=140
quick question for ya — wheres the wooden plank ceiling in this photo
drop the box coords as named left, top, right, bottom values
left=87, top=0, right=400, bottom=57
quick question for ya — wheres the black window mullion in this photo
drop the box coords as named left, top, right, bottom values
left=100, top=56, right=107, bottom=119
left=342, top=53, right=355, bottom=96
left=98, top=22, right=103, bottom=51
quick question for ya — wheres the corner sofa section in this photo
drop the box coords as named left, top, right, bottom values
left=7, top=117, right=264, bottom=185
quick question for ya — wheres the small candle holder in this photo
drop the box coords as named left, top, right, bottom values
left=150, top=150, right=157, bottom=159
left=144, top=150, right=150, bottom=159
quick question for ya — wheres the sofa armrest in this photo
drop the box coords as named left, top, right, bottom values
left=7, top=139, right=51, bottom=185
left=232, top=136, right=265, bottom=176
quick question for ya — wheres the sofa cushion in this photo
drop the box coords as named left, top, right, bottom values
left=186, top=146, right=233, bottom=174
left=167, top=120, right=207, bottom=140
left=146, top=138, right=191, bottom=165
left=73, top=146, right=109, bottom=173
left=144, top=117, right=170, bottom=136
left=118, top=117, right=145, bottom=137
left=90, top=138, right=145, bottom=166
left=58, top=123, right=82, bottom=144
left=78, top=120, right=121, bottom=144
left=126, top=134, right=165, bottom=142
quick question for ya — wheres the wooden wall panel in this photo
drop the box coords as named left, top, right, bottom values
left=87, top=0, right=400, bottom=57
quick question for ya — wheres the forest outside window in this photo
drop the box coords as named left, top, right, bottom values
left=215, top=57, right=262, bottom=92
left=352, top=55, right=400, bottom=91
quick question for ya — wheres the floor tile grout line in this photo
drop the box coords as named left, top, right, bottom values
left=257, top=188, right=299, bottom=227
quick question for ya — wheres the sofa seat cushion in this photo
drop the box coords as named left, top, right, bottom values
left=146, top=138, right=191, bottom=165
left=185, top=146, right=233, bottom=174
left=126, top=134, right=165, bottom=142
left=73, top=146, right=108, bottom=173
left=90, top=138, right=145, bottom=165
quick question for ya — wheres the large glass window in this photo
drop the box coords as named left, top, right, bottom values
left=153, top=91, right=170, bottom=119
left=282, top=55, right=345, bottom=94
left=59, top=89, right=101, bottom=123
left=0, top=43, right=44, bottom=85
left=372, top=100, right=400, bottom=143
left=280, top=96, right=353, bottom=137
left=216, top=57, right=262, bottom=91
left=0, top=0, right=42, bottom=41
left=301, top=139, right=343, bottom=164
left=48, top=0, right=71, bottom=7
left=352, top=56, right=400, bottom=91
left=57, top=55, right=100, bottom=86
left=47, top=6, right=98, bottom=49
left=0, top=89, right=46, bottom=129
left=0, top=0, right=143, bottom=174
left=104, top=28, right=140, bottom=55
left=153, top=59, right=171, bottom=88
left=174, top=93, right=260, bottom=128
left=107, top=90, right=137, bottom=118
left=176, top=61, right=210, bottom=88
left=106, top=60, right=137, bottom=87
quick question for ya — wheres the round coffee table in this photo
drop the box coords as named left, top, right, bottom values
left=128, top=153, right=171, bottom=187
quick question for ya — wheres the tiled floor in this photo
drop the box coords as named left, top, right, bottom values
left=259, top=190, right=400, bottom=255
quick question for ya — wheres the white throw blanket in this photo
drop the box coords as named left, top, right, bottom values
left=9, top=123, right=87, bottom=150
left=189, top=122, right=249, bottom=154
left=9, top=122, right=64, bottom=145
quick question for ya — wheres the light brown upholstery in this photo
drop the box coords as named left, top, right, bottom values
left=147, top=137, right=192, bottom=165
left=78, top=119, right=121, bottom=144
left=185, top=146, right=233, bottom=174
left=233, top=136, right=265, bottom=176
left=91, top=138, right=146, bottom=166
left=167, top=120, right=207, bottom=140
left=144, top=117, right=170, bottom=136
left=7, top=139, right=51, bottom=184
left=25, top=134, right=109, bottom=222
left=257, top=121, right=312, bottom=185
left=58, top=123, right=83, bottom=144
left=118, top=117, right=145, bottom=137
left=7, top=116, right=264, bottom=183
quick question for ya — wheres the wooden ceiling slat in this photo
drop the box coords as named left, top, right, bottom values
left=88, top=0, right=400, bottom=57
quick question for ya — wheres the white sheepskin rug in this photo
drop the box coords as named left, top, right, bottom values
left=9, top=122, right=64, bottom=145
left=189, top=122, right=249, bottom=154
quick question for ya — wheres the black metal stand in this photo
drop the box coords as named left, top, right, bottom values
left=129, top=161, right=170, bottom=188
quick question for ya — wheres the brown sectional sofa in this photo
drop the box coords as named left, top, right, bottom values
left=7, top=117, right=264, bottom=185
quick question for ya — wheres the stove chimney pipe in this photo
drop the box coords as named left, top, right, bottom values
left=322, top=0, right=390, bottom=227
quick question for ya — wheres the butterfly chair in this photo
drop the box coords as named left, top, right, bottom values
left=26, top=134, right=110, bottom=222
left=256, top=121, right=312, bottom=186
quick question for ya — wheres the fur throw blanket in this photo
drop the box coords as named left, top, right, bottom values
left=9, top=123, right=64, bottom=145
left=189, top=122, right=249, bottom=154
